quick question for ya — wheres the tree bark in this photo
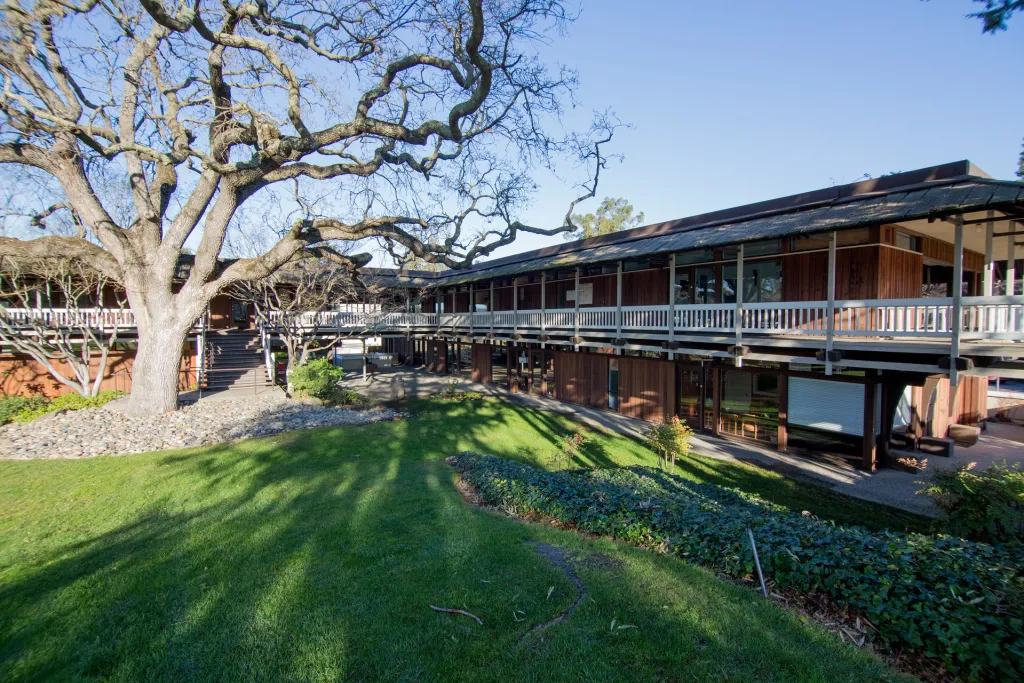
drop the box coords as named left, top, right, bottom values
left=122, top=281, right=204, bottom=416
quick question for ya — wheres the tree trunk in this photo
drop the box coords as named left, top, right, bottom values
left=124, top=322, right=191, bottom=416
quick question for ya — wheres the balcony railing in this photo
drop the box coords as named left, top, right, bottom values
left=8, top=296, right=1024, bottom=343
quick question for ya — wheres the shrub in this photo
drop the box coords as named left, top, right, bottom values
left=551, top=432, right=586, bottom=470
left=329, top=387, right=374, bottom=408
left=0, top=395, right=47, bottom=425
left=920, top=462, right=1024, bottom=544
left=643, top=416, right=693, bottom=471
left=289, top=358, right=344, bottom=400
left=434, top=378, right=485, bottom=402
left=4, top=391, right=124, bottom=424
left=448, top=452, right=1024, bottom=680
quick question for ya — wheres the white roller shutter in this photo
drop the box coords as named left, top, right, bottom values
left=789, top=377, right=866, bottom=436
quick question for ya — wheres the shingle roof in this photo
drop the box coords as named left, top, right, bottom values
left=428, top=162, right=1024, bottom=287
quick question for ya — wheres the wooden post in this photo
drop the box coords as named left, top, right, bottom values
left=513, top=276, right=519, bottom=337
left=668, top=253, right=676, bottom=359
left=777, top=365, right=788, bottom=452
left=1007, top=222, right=1017, bottom=296
left=734, top=243, right=744, bottom=368
left=361, top=338, right=367, bottom=382
left=711, top=365, right=721, bottom=436
left=615, top=260, right=623, bottom=355
left=507, top=341, right=514, bottom=391
left=951, top=215, right=964, bottom=388
left=825, top=231, right=837, bottom=376
left=983, top=211, right=994, bottom=297
left=573, top=267, right=581, bottom=347
left=489, top=281, right=495, bottom=336
left=540, top=271, right=547, bottom=348
left=862, top=377, right=877, bottom=472
left=469, top=283, right=474, bottom=338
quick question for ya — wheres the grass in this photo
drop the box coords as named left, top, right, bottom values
left=0, top=398, right=922, bottom=682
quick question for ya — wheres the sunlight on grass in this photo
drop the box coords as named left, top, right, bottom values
left=0, top=398, right=922, bottom=682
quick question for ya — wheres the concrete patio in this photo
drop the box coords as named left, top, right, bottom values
left=343, top=365, right=1024, bottom=517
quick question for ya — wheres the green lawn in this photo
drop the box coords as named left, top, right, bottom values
left=0, top=398, right=919, bottom=682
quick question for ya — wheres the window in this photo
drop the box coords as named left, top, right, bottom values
left=791, top=228, right=872, bottom=251
left=722, top=260, right=782, bottom=304
left=608, top=358, right=619, bottom=410
left=895, top=231, right=921, bottom=252
left=675, top=248, right=715, bottom=266
left=720, top=370, right=780, bottom=445
left=674, top=271, right=692, bottom=305
left=694, top=266, right=717, bottom=304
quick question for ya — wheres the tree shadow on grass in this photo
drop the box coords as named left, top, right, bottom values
left=0, top=406, right=903, bottom=682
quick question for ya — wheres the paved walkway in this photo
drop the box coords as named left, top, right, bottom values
left=344, top=366, right=1024, bottom=517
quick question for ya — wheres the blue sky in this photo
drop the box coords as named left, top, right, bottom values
left=478, top=0, right=1023, bottom=261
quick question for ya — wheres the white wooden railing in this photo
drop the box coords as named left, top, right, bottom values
left=8, top=296, right=1024, bottom=343
left=2, top=307, right=137, bottom=328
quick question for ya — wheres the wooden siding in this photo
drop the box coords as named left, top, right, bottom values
left=554, top=350, right=608, bottom=409
left=783, top=246, right=880, bottom=301
left=618, top=356, right=676, bottom=423
left=0, top=344, right=198, bottom=397
left=877, top=246, right=924, bottom=299
left=471, top=343, right=492, bottom=384
left=517, top=282, right=542, bottom=309
left=622, top=269, right=669, bottom=306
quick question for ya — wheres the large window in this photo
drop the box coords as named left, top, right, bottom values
left=722, top=260, right=783, bottom=303
left=719, top=370, right=780, bottom=445
left=895, top=231, right=922, bottom=252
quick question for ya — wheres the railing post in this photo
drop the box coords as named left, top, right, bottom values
left=734, top=243, right=744, bottom=368
left=1008, top=222, right=1017, bottom=296
left=513, top=277, right=519, bottom=337
left=489, top=281, right=495, bottom=336
left=951, top=214, right=964, bottom=387
left=469, top=283, right=474, bottom=339
left=615, top=261, right=623, bottom=355
left=540, top=271, right=547, bottom=349
left=573, top=267, right=581, bottom=348
left=825, top=231, right=836, bottom=376
left=983, top=210, right=994, bottom=297
left=668, top=253, right=676, bottom=359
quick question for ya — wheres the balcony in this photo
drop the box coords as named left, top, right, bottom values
left=8, top=296, right=1024, bottom=345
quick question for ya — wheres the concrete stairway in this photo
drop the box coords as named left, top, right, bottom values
left=204, top=329, right=275, bottom=392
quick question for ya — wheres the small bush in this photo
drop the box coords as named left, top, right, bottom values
left=289, top=358, right=344, bottom=400
left=643, top=416, right=693, bottom=471
left=551, top=432, right=586, bottom=471
left=920, top=461, right=1024, bottom=544
left=328, top=386, right=374, bottom=408
left=0, top=395, right=47, bottom=425
left=434, top=378, right=484, bottom=402
left=4, top=391, right=123, bottom=424
left=449, top=452, right=1024, bottom=680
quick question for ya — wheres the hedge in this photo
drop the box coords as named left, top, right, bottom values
left=448, top=452, right=1024, bottom=680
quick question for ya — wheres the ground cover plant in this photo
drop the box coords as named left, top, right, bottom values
left=0, top=391, right=123, bottom=425
left=0, top=398, right=931, bottom=681
left=919, top=461, right=1024, bottom=544
left=449, top=452, right=1024, bottom=680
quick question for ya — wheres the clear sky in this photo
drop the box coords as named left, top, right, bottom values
left=475, top=0, right=1023, bottom=262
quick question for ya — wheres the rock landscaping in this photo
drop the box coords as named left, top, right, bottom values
left=0, top=394, right=401, bottom=459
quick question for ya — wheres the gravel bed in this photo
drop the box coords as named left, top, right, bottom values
left=0, top=395, right=402, bottom=459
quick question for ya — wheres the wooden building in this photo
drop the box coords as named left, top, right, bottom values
left=4, top=160, right=1024, bottom=470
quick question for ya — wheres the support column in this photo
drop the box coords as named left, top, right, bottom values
left=513, top=277, right=519, bottom=337
left=668, top=253, right=676, bottom=359
left=540, top=271, right=547, bottom=349
left=825, top=231, right=837, bottom=376
left=734, top=243, right=744, bottom=368
left=1007, top=222, right=1016, bottom=296
left=573, top=267, right=581, bottom=348
left=615, top=261, right=623, bottom=355
left=862, top=377, right=877, bottom=472
left=469, top=283, right=474, bottom=338
left=983, top=210, right=994, bottom=297
left=711, top=365, right=721, bottom=436
left=950, top=214, right=964, bottom=388
left=777, top=365, right=788, bottom=452
left=489, top=281, right=495, bottom=336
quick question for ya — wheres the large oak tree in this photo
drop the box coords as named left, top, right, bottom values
left=0, top=0, right=614, bottom=415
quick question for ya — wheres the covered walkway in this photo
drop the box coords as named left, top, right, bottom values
left=346, top=366, right=1024, bottom=517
